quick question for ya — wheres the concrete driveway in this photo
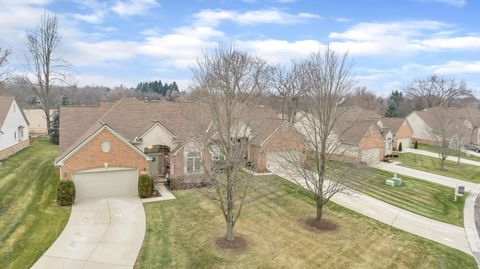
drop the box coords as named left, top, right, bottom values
left=31, top=196, right=146, bottom=269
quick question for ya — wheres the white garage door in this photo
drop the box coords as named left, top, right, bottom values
left=360, top=148, right=381, bottom=166
left=267, top=151, right=300, bottom=171
left=73, top=168, right=138, bottom=200
left=397, top=138, right=410, bottom=149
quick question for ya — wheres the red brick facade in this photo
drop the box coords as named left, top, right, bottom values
left=396, top=121, right=413, bottom=140
left=59, top=129, right=148, bottom=180
left=358, top=125, right=385, bottom=162
left=0, top=138, right=30, bottom=160
left=254, top=123, right=305, bottom=172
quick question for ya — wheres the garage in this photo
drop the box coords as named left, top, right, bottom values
left=72, top=167, right=138, bottom=200
left=397, top=138, right=411, bottom=149
left=267, top=150, right=300, bottom=171
left=360, top=148, right=381, bottom=166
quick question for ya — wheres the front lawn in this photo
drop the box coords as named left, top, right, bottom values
left=397, top=153, right=480, bottom=183
left=336, top=163, right=464, bottom=226
left=135, top=176, right=476, bottom=269
left=0, top=141, right=70, bottom=269
left=418, top=144, right=480, bottom=163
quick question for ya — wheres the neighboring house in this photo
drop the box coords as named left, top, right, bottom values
left=381, top=117, right=413, bottom=150
left=0, top=96, right=30, bottom=160
left=295, top=106, right=386, bottom=166
left=23, top=108, right=57, bottom=135
left=406, top=107, right=480, bottom=145
left=54, top=97, right=304, bottom=199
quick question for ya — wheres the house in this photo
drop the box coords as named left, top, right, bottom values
left=54, top=97, right=304, bottom=199
left=406, top=107, right=480, bottom=145
left=381, top=117, right=413, bottom=150
left=23, top=108, right=57, bottom=136
left=295, top=106, right=386, bottom=166
left=0, top=96, right=30, bottom=160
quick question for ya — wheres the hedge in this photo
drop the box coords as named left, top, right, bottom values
left=57, top=180, right=76, bottom=206
left=138, top=174, right=154, bottom=198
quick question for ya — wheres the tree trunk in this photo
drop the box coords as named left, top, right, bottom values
left=316, top=199, right=323, bottom=221
left=226, top=219, right=234, bottom=241
left=45, top=108, right=51, bottom=135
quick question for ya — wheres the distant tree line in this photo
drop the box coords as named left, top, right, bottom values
left=136, top=80, right=179, bottom=96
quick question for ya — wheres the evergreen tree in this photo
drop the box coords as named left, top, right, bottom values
left=61, top=95, right=70, bottom=106
left=385, top=98, right=399, bottom=117
left=49, top=112, right=59, bottom=145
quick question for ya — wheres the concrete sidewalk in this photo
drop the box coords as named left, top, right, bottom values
left=376, top=162, right=478, bottom=192
left=271, top=167, right=472, bottom=255
left=405, top=148, right=480, bottom=167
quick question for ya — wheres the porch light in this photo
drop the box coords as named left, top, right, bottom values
left=147, top=144, right=153, bottom=149
left=104, top=162, right=109, bottom=169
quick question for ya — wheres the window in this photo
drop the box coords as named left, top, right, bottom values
left=18, top=126, right=24, bottom=140
left=186, top=152, right=201, bottom=173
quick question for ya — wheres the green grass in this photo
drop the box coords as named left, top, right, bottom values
left=335, top=162, right=465, bottom=226
left=0, top=141, right=70, bottom=269
left=418, top=144, right=480, bottom=163
left=397, top=153, right=480, bottom=183
left=135, top=176, right=476, bottom=269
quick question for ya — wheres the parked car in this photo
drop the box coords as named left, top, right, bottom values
left=465, top=144, right=480, bottom=153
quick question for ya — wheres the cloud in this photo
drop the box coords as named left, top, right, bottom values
left=418, top=0, right=466, bottom=7
left=238, top=39, right=323, bottom=63
left=112, top=0, right=159, bottom=16
left=138, top=26, right=224, bottom=68
left=428, top=61, right=480, bottom=74
left=194, top=8, right=321, bottom=26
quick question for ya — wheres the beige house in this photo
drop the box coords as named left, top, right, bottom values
left=23, top=108, right=57, bottom=135
left=406, top=107, right=479, bottom=145
left=381, top=117, right=413, bottom=150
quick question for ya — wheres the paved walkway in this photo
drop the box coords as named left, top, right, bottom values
left=271, top=166, right=472, bottom=255
left=376, top=162, right=478, bottom=192
left=405, top=148, right=480, bottom=167
left=31, top=196, right=146, bottom=269
left=142, top=184, right=176, bottom=203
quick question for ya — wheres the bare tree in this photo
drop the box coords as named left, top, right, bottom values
left=405, top=75, right=472, bottom=109
left=25, top=13, right=68, bottom=134
left=343, top=86, right=385, bottom=114
left=278, top=47, right=358, bottom=223
left=272, top=61, right=308, bottom=123
left=191, top=45, right=271, bottom=243
left=428, top=107, right=457, bottom=169
left=0, top=48, right=11, bottom=94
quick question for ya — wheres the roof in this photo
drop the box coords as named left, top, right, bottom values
left=415, top=107, right=480, bottom=128
left=0, top=96, right=15, bottom=128
left=0, top=96, right=30, bottom=129
left=57, top=97, right=282, bottom=161
left=334, top=106, right=381, bottom=145
left=381, top=117, right=407, bottom=134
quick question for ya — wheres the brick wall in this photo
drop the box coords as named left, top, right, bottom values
left=396, top=121, right=413, bottom=140
left=60, top=129, right=148, bottom=180
left=359, top=125, right=384, bottom=161
left=0, top=138, right=30, bottom=160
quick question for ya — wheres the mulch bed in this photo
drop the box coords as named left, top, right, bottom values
left=215, top=236, right=247, bottom=251
left=300, top=217, right=339, bottom=232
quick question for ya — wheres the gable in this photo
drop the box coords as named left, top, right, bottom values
left=359, top=125, right=384, bottom=149
left=55, top=125, right=151, bottom=166
left=137, top=122, right=177, bottom=150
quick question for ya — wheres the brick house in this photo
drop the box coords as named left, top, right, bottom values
left=381, top=117, right=413, bottom=150
left=295, top=106, right=387, bottom=166
left=54, top=97, right=304, bottom=199
left=0, top=96, right=30, bottom=160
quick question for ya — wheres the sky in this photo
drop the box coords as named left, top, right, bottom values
left=0, top=0, right=479, bottom=96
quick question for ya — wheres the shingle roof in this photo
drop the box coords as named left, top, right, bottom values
left=57, top=97, right=283, bottom=162
left=334, top=106, right=381, bottom=145
left=415, top=107, right=480, bottom=128
left=0, top=96, right=15, bottom=128
left=381, top=117, right=406, bottom=134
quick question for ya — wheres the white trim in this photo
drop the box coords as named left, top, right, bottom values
left=54, top=124, right=152, bottom=166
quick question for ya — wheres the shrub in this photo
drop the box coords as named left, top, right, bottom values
left=398, top=142, right=403, bottom=152
left=414, top=140, right=418, bottom=149
left=138, top=174, right=153, bottom=198
left=168, top=177, right=184, bottom=190
left=57, top=180, right=75, bottom=206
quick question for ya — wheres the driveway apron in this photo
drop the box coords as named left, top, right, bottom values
left=31, top=196, right=146, bottom=269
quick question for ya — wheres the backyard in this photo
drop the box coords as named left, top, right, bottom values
left=333, top=162, right=465, bottom=226
left=397, top=153, right=480, bottom=183
left=0, top=141, right=70, bottom=269
left=135, top=175, right=476, bottom=269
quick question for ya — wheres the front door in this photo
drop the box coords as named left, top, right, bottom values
left=148, top=153, right=161, bottom=178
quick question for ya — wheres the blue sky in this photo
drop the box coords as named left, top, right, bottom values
left=1, top=0, right=479, bottom=96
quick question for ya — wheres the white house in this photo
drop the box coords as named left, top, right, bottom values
left=0, top=96, right=30, bottom=159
